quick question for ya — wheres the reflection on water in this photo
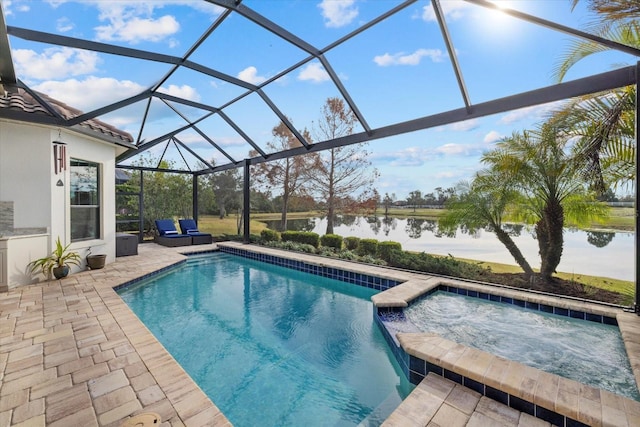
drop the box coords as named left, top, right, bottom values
left=263, top=215, right=633, bottom=281
left=586, top=231, right=615, bottom=248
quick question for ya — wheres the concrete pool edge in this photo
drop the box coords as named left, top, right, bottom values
left=371, top=277, right=640, bottom=426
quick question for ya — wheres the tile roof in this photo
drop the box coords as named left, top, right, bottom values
left=0, top=88, right=134, bottom=144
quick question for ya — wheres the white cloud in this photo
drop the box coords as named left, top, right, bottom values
left=483, top=130, right=503, bottom=143
left=56, top=17, right=74, bottom=32
left=33, top=77, right=144, bottom=111
left=95, top=14, right=180, bottom=44
left=374, top=48, right=445, bottom=66
left=434, top=143, right=470, bottom=155
left=499, top=101, right=563, bottom=124
left=371, top=147, right=432, bottom=167
left=237, top=66, right=266, bottom=85
left=215, top=135, right=246, bottom=147
left=448, top=118, right=479, bottom=131
left=2, top=0, right=29, bottom=15
left=13, top=47, right=100, bottom=80
left=157, top=84, right=201, bottom=102
left=298, top=62, right=330, bottom=83
left=318, top=0, right=358, bottom=28
left=421, top=0, right=471, bottom=22
left=434, top=118, right=479, bottom=132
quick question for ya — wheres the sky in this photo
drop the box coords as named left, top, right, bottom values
left=2, top=0, right=636, bottom=200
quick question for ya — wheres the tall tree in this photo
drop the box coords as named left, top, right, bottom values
left=207, top=169, right=242, bottom=219
left=129, top=156, right=192, bottom=235
left=551, top=0, right=638, bottom=191
left=482, top=125, right=608, bottom=281
left=406, top=190, right=423, bottom=212
left=251, top=121, right=314, bottom=230
left=382, top=192, right=396, bottom=216
left=440, top=178, right=535, bottom=278
left=306, top=98, right=379, bottom=234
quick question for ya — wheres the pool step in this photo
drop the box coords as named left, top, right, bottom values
left=382, top=373, right=551, bottom=427
left=358, top=391, right=405, bottom=427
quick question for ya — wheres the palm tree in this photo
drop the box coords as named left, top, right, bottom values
left=482, top=125, right=608, bottom=282
left=440, top=177, right=535, bottom=278
left=551, top=0, right=638, bottom=191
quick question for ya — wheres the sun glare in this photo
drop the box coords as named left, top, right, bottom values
left=474, top=0, right=519, bottom=40
left=490, top=0, right=513, bottom=9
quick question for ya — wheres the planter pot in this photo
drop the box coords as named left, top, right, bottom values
left=86, top=254, right=107, bottom=270
left=52, top=266, right=70, bottom=279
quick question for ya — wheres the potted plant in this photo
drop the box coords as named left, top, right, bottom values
left=29, top=237, right=82, bottom=280
left=86, top=247, right=106, bottom=270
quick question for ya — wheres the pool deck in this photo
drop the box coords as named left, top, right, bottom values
left=1, top=241, right=639, bottom=426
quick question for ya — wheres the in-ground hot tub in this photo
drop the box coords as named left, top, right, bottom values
left=403, top=288, right=639, bottom=400
left=373, top=278, right=640, bottom=426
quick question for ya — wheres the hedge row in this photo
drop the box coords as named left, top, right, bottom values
left=258, top=229, right=491, bottom=281
left=260, top=230, right=402, bottom=257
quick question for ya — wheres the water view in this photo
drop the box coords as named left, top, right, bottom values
left=265, top=216, right=634, bottom=281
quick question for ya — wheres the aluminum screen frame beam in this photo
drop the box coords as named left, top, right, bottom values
left=0, top=3, right=15, bottom=85
left=432, top=0, right=471, bottom=110
left=463, top=0, right=640, bottom=58
left=236, top=66, right=637, bottom=168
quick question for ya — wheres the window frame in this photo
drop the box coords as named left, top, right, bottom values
left=69, top=158, right=101, bottom=242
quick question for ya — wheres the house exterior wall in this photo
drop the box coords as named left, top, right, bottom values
left=0, top=119, right=122, bottom=289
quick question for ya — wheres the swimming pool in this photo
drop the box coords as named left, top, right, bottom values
left=403, top=290, right=640, bottom=400
left=118, top=252, right=413, bottom=426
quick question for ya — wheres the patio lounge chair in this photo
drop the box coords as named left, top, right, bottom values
left=154, top=219, right=192, bottom=247
left=178, top=219, right=213, bottom=245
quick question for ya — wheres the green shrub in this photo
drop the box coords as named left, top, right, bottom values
left=281, top=231, right=320, bottom=248
left=265, top=240, right=317, bottom=253
left=357, top=238, right=379, bottom=256
left=260, top=229, right=280, bottom=242
left=318, top=247, right=339, bottom=257
left=388, top=251, right=489, bottom=279
left=378, top=241, right=402, bottom=261
left=320, top=234, right=343, bottom=250
left=344, top=236, right=360, bottom=250
left=359, top=254, right=386, bottom=265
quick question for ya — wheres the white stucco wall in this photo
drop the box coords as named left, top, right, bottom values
left=0, top=119, right=123, bottom=288
left=0, top=122, right=51, bottom=229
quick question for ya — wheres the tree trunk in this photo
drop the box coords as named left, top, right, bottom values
left=537, top=200, right=564, bottom=281
left=326, top=201, right=334, bottom=235
left=326, top=150, right=336, bottom=235
left=218, top=201, right=226, bottom=219
left=280, top=191, right=289, bottom=231
left=280, top=164, right=291, bottom=231
left=494, top=227, right=535, bottom=278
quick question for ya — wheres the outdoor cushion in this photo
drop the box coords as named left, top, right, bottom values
left=179, top=219, right=212, bottom=245
left=155, top=219, right=182, bottom=236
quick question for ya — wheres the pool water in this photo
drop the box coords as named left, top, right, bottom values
left=404, top=291, right=640, bottom=400
left=118, top=253, right=413, bottom=426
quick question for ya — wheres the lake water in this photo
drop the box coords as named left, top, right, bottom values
left=265, top=216, right=635, bottom=281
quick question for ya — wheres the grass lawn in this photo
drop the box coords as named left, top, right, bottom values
left=456, top=258, right=634, bottom=306
left=198, top=215, right=269, bottom=236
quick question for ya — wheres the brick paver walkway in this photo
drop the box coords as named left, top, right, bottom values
left=0, top=243, right=229, bottom=427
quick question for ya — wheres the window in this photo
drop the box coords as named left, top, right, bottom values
left=70, top=159, right=100, bottom=241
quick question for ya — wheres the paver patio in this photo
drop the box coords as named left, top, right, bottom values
left=1, top=242, right=638, bottom=426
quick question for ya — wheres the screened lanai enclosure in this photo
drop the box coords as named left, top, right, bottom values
left=0, top=1, right=638, bottom=302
